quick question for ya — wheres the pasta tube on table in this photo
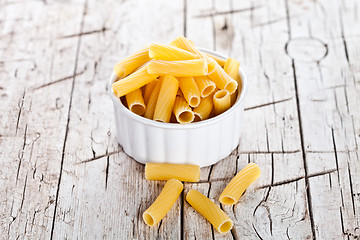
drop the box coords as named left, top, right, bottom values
left=149, top=43, right=199, bottom=61
left=125, top=88, right=146, bottom=116
left=153, top=75, right=179, bottom=123
left=114, top=46, right=150, bottom=78
left=207, top=61, right=238, bottom=94
left=186, top=189, right=233, bottom=234
left=219, top=163, right=261, bottom=205
left=145, top=163, right=200, bottom=182
left=178, top=77, right=201, bottom=107
left=213, top=90, right=231, bottom=115
left=143, top=77, right=162, bottom=119
left=194, top=76, right=216, bottom=98
left=193, top=95, right=214, bottom=122
left=147, top=59, right=208, bottom=77
left=173, top=96, right=195, bottom=124
left=143, top=179, right=183, bottom=226
left=112, top=65, right=159, bottom=97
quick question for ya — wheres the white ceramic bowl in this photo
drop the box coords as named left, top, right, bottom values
left=108, top=49, right=247, bottom=167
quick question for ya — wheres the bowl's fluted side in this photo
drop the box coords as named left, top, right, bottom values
left=112, top=100, right=244, bottom=167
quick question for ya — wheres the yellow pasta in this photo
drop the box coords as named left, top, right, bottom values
left=149, top=43, right=199, bottom=61
left=169, top=35, right=205, bottom=58
left=173, top=96, right=194, bottom=124
left=224, top=58, right=240, bottom=82
left=219, top=163, right=261, bottom=205
left=147, top=59, right=208, bottom=77
left=125, top=88, right=146, bottom=116
left=224, top=58, right=241, bottom=105
left=202, top=52, right=226, bottom=67
left=213, top=90, right=231, bottom=115
left=193, top=95, right=214, bottom=122
left=194, top=76, right=216, bottom=98
left=114, top=46, right=150, bottom=78
left=207, top=61, right=238, bottom=94
left=143, top=179, right=183, bottom=226
left=153, top=75, right=179, bottom=123
left=178, top=77, right=201, bottom=107
left=145, top=163, right=200, bottom=182
left=112, top=65, right=159, bottom=97
left=143, top=78, right=159, bottom=105
left=144, top=77, right=162, bottom=119
left=186, top=189, right=233, bottom=234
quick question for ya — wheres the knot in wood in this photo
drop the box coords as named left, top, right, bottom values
left=286, top=38, right=328, bottom=62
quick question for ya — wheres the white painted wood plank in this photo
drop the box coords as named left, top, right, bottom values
left=287, top=0, right=360, bottom=238
left=0, top=1, right=85, bottom=239
left=50, top=0, right=185, bottom=239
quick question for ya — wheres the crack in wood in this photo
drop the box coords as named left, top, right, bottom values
left=244, top=98, right=293, bottom=111
left=253, top=17, right=287, bottom=28
left=239, top=150, right=300, bottom=154
left=20, top=174, right=28, bottom=211
left=180, top=190, right=184, bottom=240
left=15, top=91, right=26, bottom=135
left=50, top=0, right=88, bottom=239
left=105, top=155, right=110, bottom=190
left=16, top=124, right=27, bottom=184
left=76, top=150, right=122, bottom=164
left=338, top=8, right=350, bottom=65
left=285, top=0, right=316, bottom=235
left=230, top=228, right=237, bottom=240
left=252, top=223, right=263, bottom=240
left=183, top=0, right=187, bottom=37
left=31, top=67, right=87, bottom=91
left=347, top=161, right=356, bottom=216
left=58, top=26, right=109, bottom=39
left=194, top=5, right=261, bottom=18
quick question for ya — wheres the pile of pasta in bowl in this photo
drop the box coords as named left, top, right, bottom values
left=112, top=35, right=241, bottom=124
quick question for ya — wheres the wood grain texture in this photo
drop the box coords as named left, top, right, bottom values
left=0, top=0, right=359, bottom=239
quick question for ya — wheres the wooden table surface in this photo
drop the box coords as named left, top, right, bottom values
left=1, top=0, right=359, bottom=239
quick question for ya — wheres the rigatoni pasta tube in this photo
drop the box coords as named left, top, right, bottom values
left=194, top=76, right=216, bottom=98
left=147, top=59, right=208, bottom=77
left=213, top=90, right=231, bottom=115
left=224, top=58, right=240, bottom=82
left=149, top=44, right=199, bottom=61
left=114, top=46, right=150, bottom=78
left=125, top=88, right=146, bottom=116
left=173, top=96, right=194, bottom=124
left=178, top=77, right=201, bottom=107
left=170, top=35, right=205, bottom=58
left=143, top=179, right=183, bottom=226
left=219, top=163, right=261, bottom=205
left=144, top=78, right=162, bottom=119
left=193, top=95, right=213, bottom=122
left=112, top=66, right=159, bottom=97
left=143, top=79, right=159, bottom=105
left=202, top=52, right=226, bottom=67
left=186, top=189, right=233, bottom=234
left=153, top=75, right=179, bottom=123
left=207, top=61, right=238, bottom=94
left=145, top=163, right=200, bottom=182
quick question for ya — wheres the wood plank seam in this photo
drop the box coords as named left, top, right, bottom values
left=49, top=0, right=88, bottom=239
left=285, top=0, right=316, bottom=238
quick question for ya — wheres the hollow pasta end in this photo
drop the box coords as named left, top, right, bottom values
left=220, top=196, right=236, bottom=205
left=219, top=220, right=233, bottom=233
left=143, top=212, right=155, bottom=226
